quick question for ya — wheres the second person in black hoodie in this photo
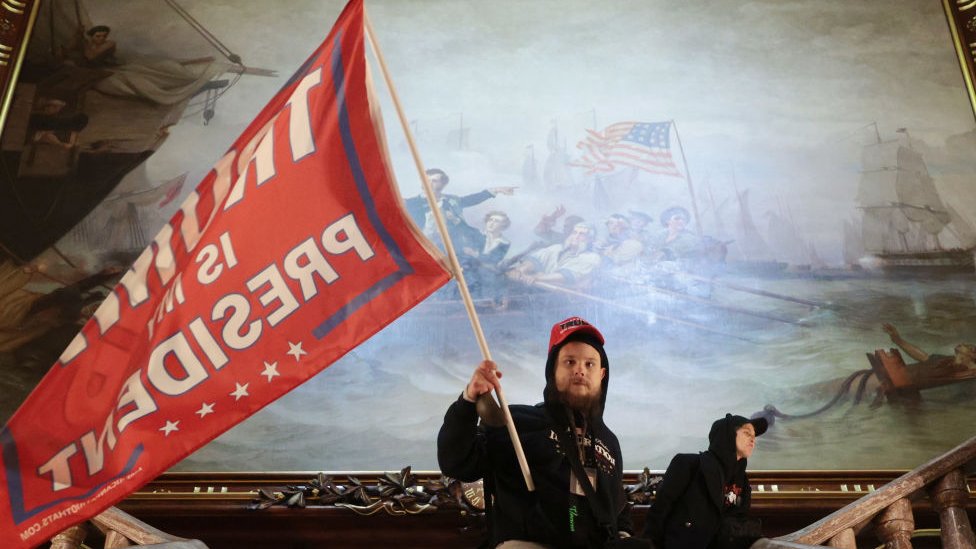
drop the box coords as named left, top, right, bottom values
left=643, top=413, right=767, bottom=549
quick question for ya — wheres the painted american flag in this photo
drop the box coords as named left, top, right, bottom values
left=572, top=121, right=682, bottom=177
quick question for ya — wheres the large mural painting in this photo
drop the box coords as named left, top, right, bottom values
left=1, top=0, right=975, bottom=473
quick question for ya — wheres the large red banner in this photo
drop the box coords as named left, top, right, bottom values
left=0, top=1, right=450, bottom=545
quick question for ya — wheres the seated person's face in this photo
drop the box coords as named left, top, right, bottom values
left=606, top=218, right=628, bottom=235
left=565, top=224, right=593, bottom=248
left=91, top=31, right=109, bottom=45
left=735, top=423, right=757, bottom=459
left=667, top=215, right=687, bottom=231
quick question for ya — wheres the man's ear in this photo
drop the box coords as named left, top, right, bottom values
left=600, top=368, right=607, bottom=380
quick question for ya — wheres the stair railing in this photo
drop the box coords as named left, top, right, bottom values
left=754, top=434, right=976, bottom=548
left=48, top=506, right=207, bottom=549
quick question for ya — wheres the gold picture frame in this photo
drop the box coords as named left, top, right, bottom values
left=944, top=0, right=976, bottom=121
left=0, top=0, right=39, bottom=137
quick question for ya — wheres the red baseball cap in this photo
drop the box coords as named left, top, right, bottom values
left=548, top=316, right=605, bottom=352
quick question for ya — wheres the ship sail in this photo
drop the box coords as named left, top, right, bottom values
left=732, top=188, right=773, bottom=261
left=856, top=136, right=950, bottom=254
left=944, top=203, right=976, bottom=248
left=853, top=127, right=974, bottom=273
left=543, top=121, right=576, bottom=191
left=842, top=218, right=864, bottom=266
left=28, top=0, right=226, bottom=107
left=765, top=210, right=807, bottom=265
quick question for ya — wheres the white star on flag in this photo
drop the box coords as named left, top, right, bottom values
left=159, top=420, right=180, bottom=436
left=287, top=341, right=308, bottom=362
left=261, top=361, right=280, bottom=382
left=196, top=402, right=215, bottom=418
left=230, top=382, right=250, bottom=401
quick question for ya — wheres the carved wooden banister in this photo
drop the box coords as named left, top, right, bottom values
left=755, top=434, right=976, bottom=548
left=872, top=497, right=914, bottom=549
left=930, top=469, right=975, bottom=548
left=752, top=540, right=823, bottom=549
left=49, top=506, right=208, bottom=548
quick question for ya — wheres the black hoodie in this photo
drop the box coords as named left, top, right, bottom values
left=643, top=414, right=759, bottom=549
left=437, top=332, right=632, bottom=548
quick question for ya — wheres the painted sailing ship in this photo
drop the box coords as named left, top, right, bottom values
left=722, top=187, right=788, bottom=275
left=855, top=127, right=976, bottom=274
left=0, top=0, right=273, bottom=263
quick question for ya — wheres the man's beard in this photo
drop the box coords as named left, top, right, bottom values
left=558, top=386, right=601, bottom=416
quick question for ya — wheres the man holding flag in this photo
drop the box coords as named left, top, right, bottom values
left=0, top=1, right=451, bottom=546
left=438, top=316, right=647, bottom=548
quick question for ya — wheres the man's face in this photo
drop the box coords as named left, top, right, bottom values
left=91, top=31, right=109, bottom=45
left=735, top=423, right=757, bottom=460
left=553, top=341, right=605, bottom=411
left=606, top=217, right=628, bottom=236
left=564, top=224, right=593, bottom=250
left=427, top=173, right=448, bottom=195
left=667, top=214, right=687, bottom=232
left=485, top=214, right=506, bottom=234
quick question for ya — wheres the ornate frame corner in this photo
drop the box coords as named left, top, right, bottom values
left=944, top=0, right=976, bottom=122
left=0, top=0, right=40, bottom=138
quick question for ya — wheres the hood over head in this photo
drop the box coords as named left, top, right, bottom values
left=707, top=413, right=768, bottom=480
left=543, top=317, right=609, bottom=424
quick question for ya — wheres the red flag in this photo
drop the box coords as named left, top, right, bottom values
left=0, top=1, right=449, bottom=546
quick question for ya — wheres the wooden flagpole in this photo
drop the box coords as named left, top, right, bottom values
left=363, top=8, right=535, bottom=491
left=670, top=120, right=704, bottom=236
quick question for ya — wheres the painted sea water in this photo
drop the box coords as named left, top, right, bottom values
left=173, top=273, right=976, bottom=472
